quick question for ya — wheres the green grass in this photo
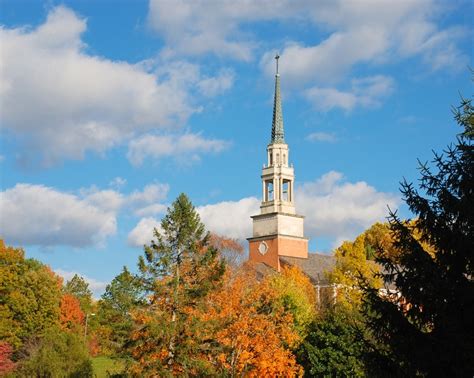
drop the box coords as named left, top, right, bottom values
left=91, top=356, right=126, bottom=378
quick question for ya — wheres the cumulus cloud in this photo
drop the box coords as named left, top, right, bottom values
left=127, top=217, right=161, bottom=247
left=148, top=1, right=466, bottom=75
left=55, top=269, right=108, bottom=297
left=260, top=1, right=467, bottom=84
left=197, top=69, right=235, bottom=97
left=127, top=133, right=230, bottom=166
left=305, top=75, right=395, bottom=111
left=197, top=197, right=260, bottom=240
left=0, top=6, right=231, bottom=166
left=0, top=184, right=117, bottom=247
left=0, top=182, right=170, bottom=247
left=296, top=171, right=399, bottom=247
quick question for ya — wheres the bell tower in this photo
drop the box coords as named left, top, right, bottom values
left=248, top=55, right=308, bottom=270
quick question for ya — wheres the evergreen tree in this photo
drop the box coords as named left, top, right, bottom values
left=363, top=96, right=474, bottom=376
left=128, top=193, right=226, bottom=376
left=64, top=274, right=93, bottom=315
left=96, top=266, right=144, bottom=354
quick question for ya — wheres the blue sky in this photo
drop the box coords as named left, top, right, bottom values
left=1, top=0, right=472, bottom=295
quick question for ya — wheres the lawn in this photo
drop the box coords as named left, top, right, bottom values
left=91, top=356, right=126, bottom=377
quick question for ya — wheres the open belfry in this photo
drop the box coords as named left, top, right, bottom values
left=248, top=55, right=309, bottom=271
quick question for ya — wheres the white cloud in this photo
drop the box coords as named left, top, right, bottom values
left=305, top=75, right=395, bottom=111
left=197, top=69, right=235, bottom=97
left=127, top=217, right=161, bottom=247
left=127, top=133, right=230, bottom=166
left=0, top=6, right=231, bottom=166
left=306, top=132, right=337, bottom=143
left=0, top=184, right=117, bottom=247
left=109, top=177, right=127, bottom=189
left=296, top=171, right=399, bottom=247
left=55, top=269, right=108, bottom=298
left=82, top=189, right=125, bottom=213
left=148, top=1, right=466, bottom=75
left=197, top=197, right=260, bottom=240
left=0, top=182, right=170, bottom=248
left=260, top=1, right=467, bottom=84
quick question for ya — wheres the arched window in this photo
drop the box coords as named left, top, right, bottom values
left=276, top=153, right=280, bottom=164
left=283, top=154, right=286, bottom=165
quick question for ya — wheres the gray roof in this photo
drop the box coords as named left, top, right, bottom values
left=280, top=253, right=335, bottom=284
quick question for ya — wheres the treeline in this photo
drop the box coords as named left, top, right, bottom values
left=1, top=96, right=472, bottom=377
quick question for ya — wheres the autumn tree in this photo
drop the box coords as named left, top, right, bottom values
left=267, top=266, right=317, bottom=338
left=59, top=293, right=85, bottom=333
left=363, top=95, right=474, bottom=375
left=0, top=240, right=62, bottom=350
left=127, top=193, right=226, bottom=376
left=202, top=269, right=303, bottom=377
left=328, top=234, right=382, bottom=311
left=0, top=342, right=15, bottom=375
left=209, top=233, right=245, bottom=268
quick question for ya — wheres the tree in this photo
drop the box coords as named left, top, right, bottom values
left=202, top=269, right=303, bottom=377
left=267, top=266, right=317, bottom=338
left=209, top=233, right=245, bottom=268
left=0, top=240, right=62, bottom=350
left=296, top=307, right=366, bottom=377
left=16, top=327, right=93, bottom=377
left=329, top=235, right=382, bottom=311
left=0, top=342, right=15, bottom=375
left=96, top=266, right=144, bottom=355
left=60, top=293, right=85, bottom=333
left=127, top=193, right=226, bottom=375
left=64, top=274, right=93, bottom=315
left=363, top=95, right=474, bottom=376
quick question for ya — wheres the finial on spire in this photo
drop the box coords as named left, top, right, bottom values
left=275, top=53, right=280, bottom=75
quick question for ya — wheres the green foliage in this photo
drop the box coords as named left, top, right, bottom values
left=297, top=307, right=366, bottom=377
left=64, top=274, right=93, bottom=314
left=17, top=327, right=93, bottom=377
left=0, top=240, right=61, bottom=350
left=363, top=94, right=474, bottom=375
left=96, top=267, right=144, bottom=355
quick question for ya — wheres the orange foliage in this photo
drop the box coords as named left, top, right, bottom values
left=59, top=293, right=84, bottom=332
left=201, top=269, right=303, bottom=377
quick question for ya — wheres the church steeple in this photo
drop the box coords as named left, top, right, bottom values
left=247, top=53, right=308, bottom=270
left=271, top=54, right=285, bottom=144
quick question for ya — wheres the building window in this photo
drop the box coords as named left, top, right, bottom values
left=269, top=153, right=273, bottom=166
left=283, top=154, right=286, bottom=165
left=276, top=153, right=280, bottom=164
left=282, top=180, right=290, bottom=201
left=266, top=180, right=274, bottom=201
